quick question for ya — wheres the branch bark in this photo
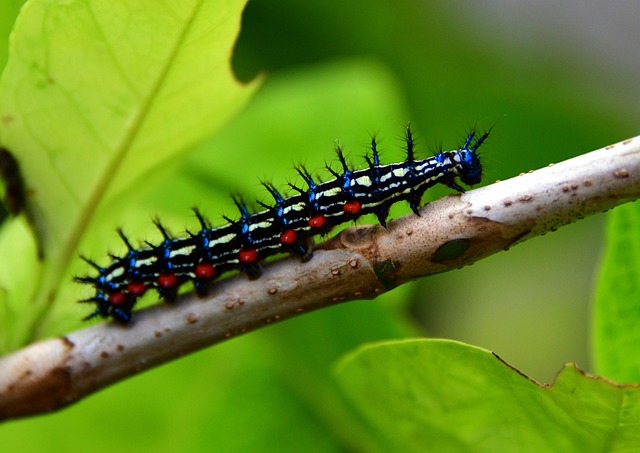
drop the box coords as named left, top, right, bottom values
left=1, top=135, right=639, bottom=420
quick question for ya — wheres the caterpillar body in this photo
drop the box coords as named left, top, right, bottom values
left=77, top=126, right=488, bottom=323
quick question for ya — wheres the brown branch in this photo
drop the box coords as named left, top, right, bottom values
left=1, top=134, right=639, bottom=420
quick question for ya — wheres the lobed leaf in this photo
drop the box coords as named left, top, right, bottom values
left=335, top=339, right=640, bottom=452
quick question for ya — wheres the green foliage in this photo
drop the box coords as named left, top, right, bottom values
left=335, top=339, right=640, bottom=452
left=0, top=0, right=25, bottom=71
left=1, top=0, right=639, bottom=452
left=594, top=202, right=640, bottom=382
left=0, top=0, right=258, bottom=343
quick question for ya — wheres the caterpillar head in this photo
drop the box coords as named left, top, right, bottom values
left=457, top=130, right=489, bottom=186
left=457, top=148, right=482, bottom=186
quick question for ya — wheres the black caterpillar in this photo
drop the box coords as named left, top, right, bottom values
left=77, top=126, right=488, bottom=323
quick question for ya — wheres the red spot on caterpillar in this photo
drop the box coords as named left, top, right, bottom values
left=343, top=200, right=361, bottom=215
left=239, top=248, right=258, bottom=263
left=195, top=262, right=216, bottom=279
left=158, top=273, right=178, bottom=288
left=309, top=215, right=326, bottom=229
left=109, top=292, right=126, bottom=306
left=280, top=229, right=297, bottom=245
left=127, top=282, right=146, bottom=295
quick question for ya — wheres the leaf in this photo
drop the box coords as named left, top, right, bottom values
left=0, top=218, right=40, bottom=351
left=0, top=0, right=26, bottom=72
left=593, top=202, right=640, bottom=382
left=334, top=339, right=640, bottom=452
left=0, top=0, right=258, bottom=345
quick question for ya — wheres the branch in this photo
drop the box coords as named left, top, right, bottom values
left=1, top=135, right=639, bottom=420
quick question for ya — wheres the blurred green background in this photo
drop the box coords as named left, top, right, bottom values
left=3, top=0, right=639, bottom=451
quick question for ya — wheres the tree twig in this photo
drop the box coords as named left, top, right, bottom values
left=0, top=135, right=639, bottom=420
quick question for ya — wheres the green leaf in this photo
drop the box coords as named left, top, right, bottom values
left=334, top=339, right=640, bottom=452
left=0, top=218, right=40, bottom=351
left=593, top=202, right=640, bottom=382
left=0, top=1, right=26, bottom=72
left=0, top=0, right=258, bottom=346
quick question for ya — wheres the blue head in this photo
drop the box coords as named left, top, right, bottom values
left=456, top=131, right=488, bottom=186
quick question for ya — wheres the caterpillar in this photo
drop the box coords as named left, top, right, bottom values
left=77, top=126, right=489, bottom=323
